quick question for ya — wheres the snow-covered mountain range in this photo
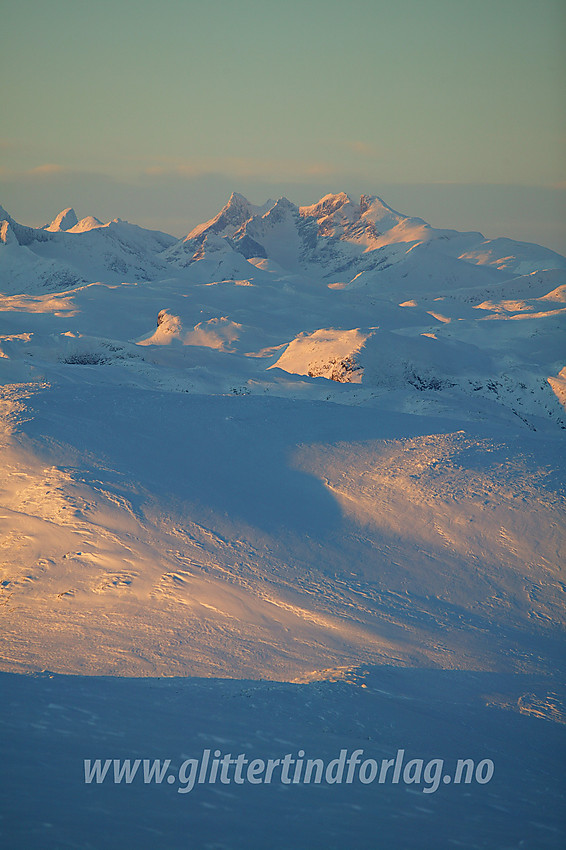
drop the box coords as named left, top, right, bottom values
left=3, top=192, right=564, bottom=293
left=2, top=191, right=564, bottom=430
left=1, top=191, right=565, bottom=848
left=1, top=186, right=565, bottom=673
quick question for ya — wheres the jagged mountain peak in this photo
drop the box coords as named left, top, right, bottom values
left=183, top=192, right=258, bottom=243
left=45, top=208, right=79, bottom=232
left=359, top=194, right=405, bottom=225
left=300, top=192, right=353, bottom=219
left=260, top=197, right=299, bottom=223
left=360, top=193, right=396, bottom=213
left=226, top=191, right=252, bottom=208
left=269, top=196, right=297, bottom=211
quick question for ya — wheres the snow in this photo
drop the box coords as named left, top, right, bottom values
left=2, top=667, right=565, bottom=849
left=271, top=327, right=369, bottom=382
left=1, top=192, right=565, bottom=848
left=45, top=207, right=79, bottom=232
left=459, top=237, right=566, bottom=276
left=68, top=215, right=104, bottom=233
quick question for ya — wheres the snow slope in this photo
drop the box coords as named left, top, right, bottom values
left=0, top=206, right=176, bottom=293
left=1, top=192, right=565, bottom=848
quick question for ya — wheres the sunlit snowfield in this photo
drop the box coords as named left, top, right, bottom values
left=1, top=193, right=565, bottom=848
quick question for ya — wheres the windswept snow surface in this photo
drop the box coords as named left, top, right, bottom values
left=1, top=193, right=565, bottom=848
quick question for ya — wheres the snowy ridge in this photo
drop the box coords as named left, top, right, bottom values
left=0, top=207, right=177, bottom=292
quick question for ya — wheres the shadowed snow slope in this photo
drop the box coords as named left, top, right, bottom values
left=3, top=666, right=565, bottom=849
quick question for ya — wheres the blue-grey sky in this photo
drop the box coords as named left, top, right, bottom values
left=1, top=0, right=565, bottom=250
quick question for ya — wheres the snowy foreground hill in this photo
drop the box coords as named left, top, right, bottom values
left=1, top=193, right=565, bottom=848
